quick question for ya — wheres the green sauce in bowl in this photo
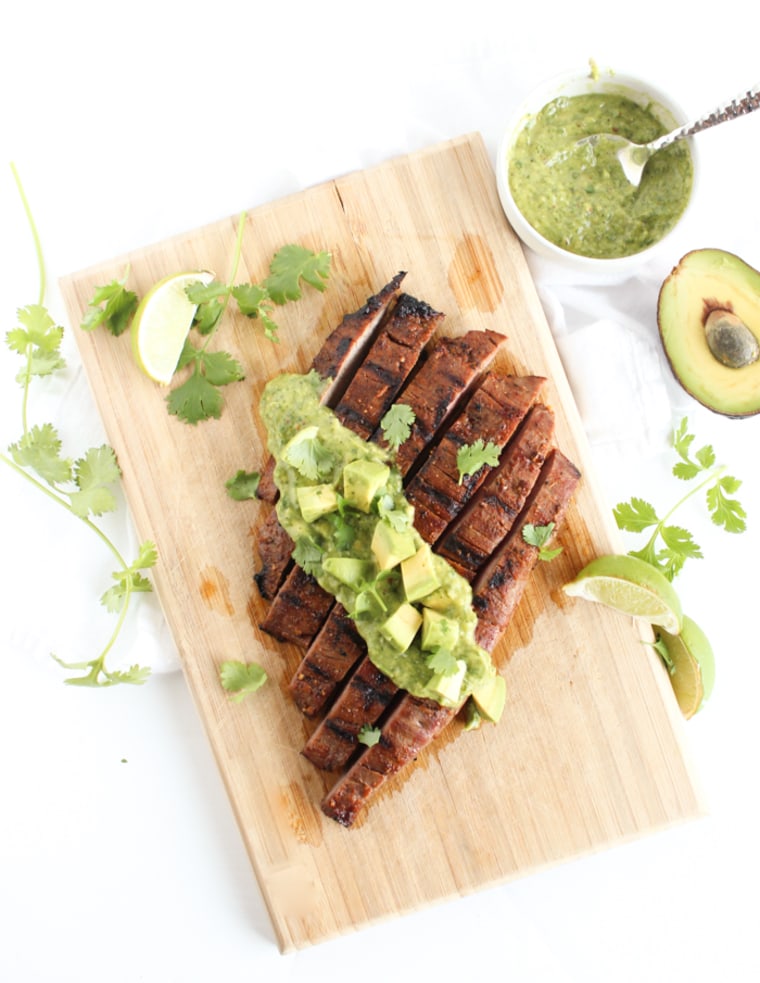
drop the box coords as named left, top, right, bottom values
left=508, top=93, right=693, bottom=259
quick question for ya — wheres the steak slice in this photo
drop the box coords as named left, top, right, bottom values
left=320, top=446, right=580, bottom=828
left=289, top=604, right=365, bottom=717
left=289, top=330, right=508, bottom=715
left=256, top=272, right=406, bottom=502
left=472, top=448, right=581, bottom=652
left=405, top=373, right=545, bottom=545
left=381, top=329, right=508, bottom=477
left=435, top=403, right=555, bottom=580
left=334, top=293, right=444, bottom=439
left=259, top=292, right=442, bottom=649
left=253, top=509, right=295, bottom=601
left=301, top=657, right=400, bottom=771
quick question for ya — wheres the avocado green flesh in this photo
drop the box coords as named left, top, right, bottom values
left=260, top=372, right=497, bottom=708
left=508, top=93, right=692, bottom=259
left=658, top=249, right=760, bottom=417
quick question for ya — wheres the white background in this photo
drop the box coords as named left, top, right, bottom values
left=1, top=2, right=759, bottom=980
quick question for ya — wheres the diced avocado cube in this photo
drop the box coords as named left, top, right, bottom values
left=342, top=459, right=390, bottom=513
left=371, top=520, right=417, bottom=571
left=296, top=483, right=338, bottom=523
left=419, top=586, right=455, bottom=613
left=470, top=674, right=506, bottom=723
left=429, top=658, right=467, bottom=704
left=401, top=543, right=441, bottom=602
left=322, top=556, right=374, bottom=589
left=380, top=602, right=422, bottom=651
left=420, top=608, right=460, bottom=651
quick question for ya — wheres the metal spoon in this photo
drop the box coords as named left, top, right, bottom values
left=581, top=83, right=760, bottom=186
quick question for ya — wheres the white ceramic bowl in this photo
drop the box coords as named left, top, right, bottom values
left=496, top=68, right=699, bottom=278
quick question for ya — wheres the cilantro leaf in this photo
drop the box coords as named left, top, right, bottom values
left=225, top=469, right=261, bottom=501
left=381, top=403, right=416, bottom=451
left=282, top=426, right=333, bottom=480
left=9, top=423, right=72, bottom=485
left=7, top=304, right=65, bottom=381
left=522, top=521, right=563, bottom=561
left=264, top=245, right=331, bottom=305
left=219, top=659, right=268, bottom=703
left=80, top=271, right=138, bottom=336
left=167, top=370, right=224, bottom=424
left=707, top=477, right=747, bottom=533
left=426, top=648, right=458, bottom=675
left=69, top=445, right=121, bottom=518
left=613, top=497, right=660, bottom=533
left=456, top=439, right=501, bottom=485
left=292, top=536, right=324, bottom=576
left=357, top=724, right=382, bottom=747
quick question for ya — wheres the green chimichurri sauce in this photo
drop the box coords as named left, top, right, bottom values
left=260, top=371, right=498, bottom=709
left=508, top=93, right=693, bottom=259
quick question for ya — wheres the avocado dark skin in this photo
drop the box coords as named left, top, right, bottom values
left=658, top=248, right=760, bottom=418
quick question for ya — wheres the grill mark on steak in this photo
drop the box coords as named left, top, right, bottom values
left=256, top=272, right=406, bottom=503
left=405, top=374, right=545, bottom=545
left=436, top=404, right=555, bottom=580
left=259, top=292, right=442, bottom=649
left=320, top=446, right=580, bottom=828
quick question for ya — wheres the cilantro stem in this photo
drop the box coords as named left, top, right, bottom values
left=198, top=210, right=247, bottom=355
left=10, top=161, right=46, bottom=306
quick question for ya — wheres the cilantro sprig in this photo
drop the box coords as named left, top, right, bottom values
left=456, top=439, right=501, bottom=485
left=82, top=215, right=331, bottom=425
left=166, top=237, right=330, bottom=424
left=1, top=163, right=154, bottom=687
left=219, top=659, right=268, bottom=703
left=522, top=521, right=563, bottom=561
left=381, top=403, right=415, bottom=451
left=614, top=417, right=746, bottom=581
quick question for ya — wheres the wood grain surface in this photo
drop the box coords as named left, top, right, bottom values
left=59, top=133, right=704, bottom=952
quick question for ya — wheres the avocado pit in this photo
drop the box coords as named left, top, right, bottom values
left=704, top=309, right=760, bottom=369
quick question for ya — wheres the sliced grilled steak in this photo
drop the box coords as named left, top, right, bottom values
left=334, top=293, right=443, bottom=439
left=301, top=657, right=400, bottom=771
left=259, top=292, right=441, bottom=648
left=320, top=694, right=455, bottom=827
left=289, top=604, right=365, bottom=717
left=253, top=509, right=295, bottom=601
left=436, top=403, right=555, bottom=580
left=320, top=446, right=580, bottom=828
left=381, top=329, right=508, bottom=477
left=258, top=566, right=335, bottom=647
left=405, top=374, right=545, bottom=545
left=289, top=330, right=508, bottom=715
left=472, top=448, right=581, bottom=651
left=256, top=272, right=406, bottom=502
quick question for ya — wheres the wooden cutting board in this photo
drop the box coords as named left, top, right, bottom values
left=60, top=133, right=704, bottom=952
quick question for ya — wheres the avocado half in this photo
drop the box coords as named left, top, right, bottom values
left=658, top=248, right=760, bottom=417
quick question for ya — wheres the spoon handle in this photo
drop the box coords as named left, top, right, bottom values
left=651, top=83, right=760, bottom=152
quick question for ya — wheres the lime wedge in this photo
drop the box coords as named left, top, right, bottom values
left=131, top=270, right=214, bottom=384
left=656, top=615, right=716, bottom=718
left=562, top=553, right=683, bottom=634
